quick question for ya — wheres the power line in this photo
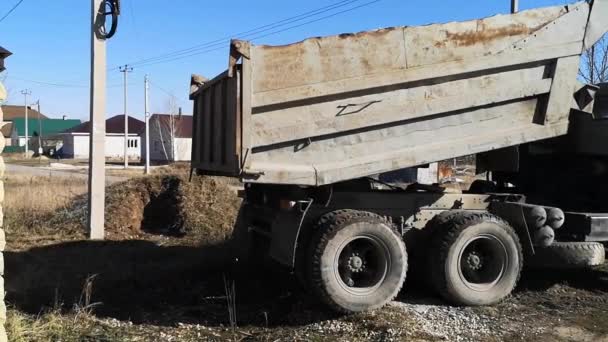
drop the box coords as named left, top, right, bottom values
left=112, top=0, right=360, bottom=69
left=148, top=80, right=188, bottom=105
left=8, top=76, right=123, bottom=88
left=133, top=0, right=381, bottom=69
left=111, top=0, right=374, bottom=70
left=0, top=0, right=25, bottom=24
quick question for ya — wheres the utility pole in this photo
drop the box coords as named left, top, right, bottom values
left=144, top=74, right=150, bottom=174
left=20, top=89, right=31, bottom=156
left=88, top=0, right=107, bottom=240
left=119, top=64, right=133, bottom=169
left=36, top=100, right=42, bottom=151
left=34, top=100, right=42, bottom=159
left=511, top=0, right=519, bottom=13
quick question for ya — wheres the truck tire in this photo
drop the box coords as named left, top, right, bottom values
left=428, top=212, right=523, bottom=306
left=308, top=210, right=407, bottom=313
left=527, top=242, right=605, bottom=269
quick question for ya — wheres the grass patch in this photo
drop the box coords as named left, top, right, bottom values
left=4, top=175, right=88, bottom=249
left=5, top=172, right=240, bottom=249
left=6, top=309, right=126, bottom=342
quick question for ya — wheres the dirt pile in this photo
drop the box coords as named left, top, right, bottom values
left=54, top=174, right=241, bottom=244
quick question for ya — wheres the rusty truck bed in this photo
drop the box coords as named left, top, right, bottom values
left=190, top=0, right=608, bottom=186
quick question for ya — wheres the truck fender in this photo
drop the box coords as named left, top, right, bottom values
left=268, top=199, right=313, bottom=268
left=489, top=202, right=535, bottom=257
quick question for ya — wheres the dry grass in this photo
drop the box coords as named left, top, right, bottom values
left=4, top=175, right=88, bottom=248
left=51, top=172, right=241, bottom=244
left=5, top=170, right=241, bottom=250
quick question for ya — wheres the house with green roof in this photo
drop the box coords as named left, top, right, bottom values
left=10, top=118, right=81, bottom=152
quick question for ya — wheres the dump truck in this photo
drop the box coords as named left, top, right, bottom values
left=190, top=0, right=608, bottom=313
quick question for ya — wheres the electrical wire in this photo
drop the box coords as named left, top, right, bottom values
left=8, top=76, right=123, bottom=88
left=111, top=0, right=377, bottom=70
left=0, top=0, right=25, bottom=24
left=115, top=0, right=361, bottom=69
left=131, top=0, right=381, bottom=69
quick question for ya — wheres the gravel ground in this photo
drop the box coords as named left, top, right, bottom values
left=7, top=237, right=608, bottom=341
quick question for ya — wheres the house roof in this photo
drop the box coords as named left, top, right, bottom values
left=151, top=114, right=193, bottom=138
left=12, top=118, right=82, bottom=137
left=0, top=46, right=11, bottom=72
left=66, top=115, right=145, bottom=135
left=1, top=122, right=12, bottom=138
left=1, top=105, right=48, bottom=120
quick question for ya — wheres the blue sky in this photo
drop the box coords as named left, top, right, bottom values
left=0, top=0, right=572, bottom=121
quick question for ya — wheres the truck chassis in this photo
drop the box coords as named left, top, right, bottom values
left=230, top=180, right=602, bottom=313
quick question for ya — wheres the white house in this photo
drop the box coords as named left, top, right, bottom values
left=145, top=113, right=192, bottom=162
left=58, top=115, right=144, bottom=160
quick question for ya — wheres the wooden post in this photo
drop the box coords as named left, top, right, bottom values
left=87, top=0, right=107, bottom=240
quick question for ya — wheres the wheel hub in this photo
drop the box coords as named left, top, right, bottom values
left=466, top=251, right=483, bottom=271
left=347, top=254, right=366, bottom=273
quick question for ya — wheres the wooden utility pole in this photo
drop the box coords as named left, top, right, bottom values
left=20, top=89, right=31, bottom=156
left=119, top=64, right=133, bottom=169
left=88, top=0, right=108, bottom=240
left=144, top=74, right=150, bottom=174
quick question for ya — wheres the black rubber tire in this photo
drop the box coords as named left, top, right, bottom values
left=308, top=210, right=407, bottom=313
left=527, top=242, right=605, bottom=269
left=428, top=212, right=523, bottom=306
left=408, top=210, right=464, bottom=286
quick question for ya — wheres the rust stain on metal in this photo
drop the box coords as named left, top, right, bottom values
left=445, top=23, right=542, bottom=47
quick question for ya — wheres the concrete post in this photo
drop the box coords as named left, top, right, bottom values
left=144, top=74, right=150, bottom=174
left=20, top=89, right=31, bottom=156
left=511, top=0, right=519, bottom=13
left=88, top=0, right=107, bottom=240
left=119, top=64, right=133, bottom=169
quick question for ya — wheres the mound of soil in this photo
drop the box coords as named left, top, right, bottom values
left=54, top=174, right=241, bottom=245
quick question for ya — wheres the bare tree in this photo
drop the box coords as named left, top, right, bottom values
left=0, top=72, right=12, bottom=103
left=580, top=33, right=608, bottom=84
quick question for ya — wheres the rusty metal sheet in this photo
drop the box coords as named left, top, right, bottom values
left=190, top=1, right=608, bottom=186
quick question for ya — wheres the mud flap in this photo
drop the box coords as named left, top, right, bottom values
left=268, top=200, right=313, bottom=268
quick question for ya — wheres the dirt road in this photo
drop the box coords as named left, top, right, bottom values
left=5, top=163, right=127, bottom=183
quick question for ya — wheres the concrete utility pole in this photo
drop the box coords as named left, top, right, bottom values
left=35, top=100, right=42, bottom=157
left=119, top=64, right=133, bottom=169
left=511, top=0, right=519, bottom=13
left=144, top=74, right=150, bottom=174
left=88, top=0, right=108, bottom=240
left=20, top=89, right=31, bottom=156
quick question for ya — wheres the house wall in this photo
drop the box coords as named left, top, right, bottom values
left=61, top=134, right=141, bottom=159
left=147, top=116, right=192, bottom=162
left=173, top=138, right=192, bottom=161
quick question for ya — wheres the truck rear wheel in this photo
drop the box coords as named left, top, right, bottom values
left=429, top=212, right=523, bottom=306
left=308, top=210, right=407, bottom=313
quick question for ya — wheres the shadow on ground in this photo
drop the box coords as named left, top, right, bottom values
left=4, top=240, right=335, bottom=328
left=6, top=240, right=608, bottom=328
